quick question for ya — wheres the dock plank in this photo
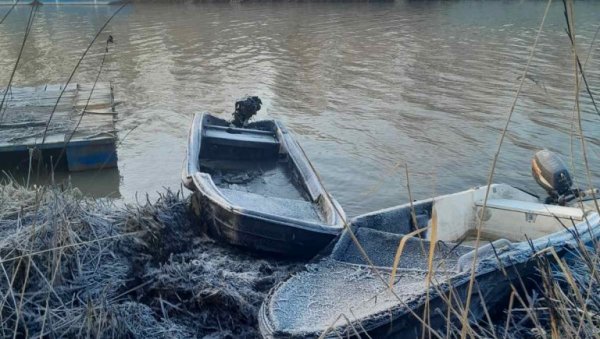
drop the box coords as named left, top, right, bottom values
left=0, top=83, right=118, bottom=171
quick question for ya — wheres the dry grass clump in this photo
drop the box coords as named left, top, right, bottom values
left=452, top=244, right=600, bottom=339
left=503, top=249, right=600, bottom=338
left=0, top=180, right=298, bottom=338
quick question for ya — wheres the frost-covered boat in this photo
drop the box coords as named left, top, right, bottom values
left=182, top=102, right=345, bottom=258
left=259, top=150, right=600, bottom=337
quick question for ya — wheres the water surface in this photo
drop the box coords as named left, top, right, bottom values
left=1, top=1, right=599, bottom=216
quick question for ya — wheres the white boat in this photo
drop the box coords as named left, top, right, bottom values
left=260, top=150, right=600, bottom=337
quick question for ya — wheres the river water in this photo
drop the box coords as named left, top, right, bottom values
left=0, top=1, right=599, bottom=216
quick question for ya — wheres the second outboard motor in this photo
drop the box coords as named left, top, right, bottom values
left=532, top=150, right=573, bottom=204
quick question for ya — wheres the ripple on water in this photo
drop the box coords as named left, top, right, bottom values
left=0, top=1, right=598, bottom=215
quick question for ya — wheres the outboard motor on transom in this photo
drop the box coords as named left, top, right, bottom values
left=231, top=96, right=262, bottom=128
left=532, top=149, right=597, bottom=205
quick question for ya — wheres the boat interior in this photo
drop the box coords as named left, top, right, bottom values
left=337, top=184, right=596, bottom=274
left=197, top=114, right=328, bottom=223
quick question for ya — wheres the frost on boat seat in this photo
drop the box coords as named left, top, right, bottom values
left=332, top=227, right=473, bottom=272
left=476, top=199, right=585, bottom=220
left=203, top=127, right=279, bottom=149
left=219, top=188, right=323, bottom=222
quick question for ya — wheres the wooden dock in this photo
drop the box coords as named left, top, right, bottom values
left=0, top=83, right=118, bottom=172
left=0, top=1, right=121, bottom=5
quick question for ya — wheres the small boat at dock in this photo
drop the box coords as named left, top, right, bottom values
left=0, top=83, right=117, bottom=172
left=182, top=98, right=346, bottom=258
left=259, top=150, right=600, bottom=337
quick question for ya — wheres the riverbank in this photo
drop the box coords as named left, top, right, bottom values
left=0, top=181, right=298, bottom=337
left=1, top=181, right=599, bottom=338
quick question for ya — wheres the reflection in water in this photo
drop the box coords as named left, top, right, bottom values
left=0, top=1, right=599, bottom=215
left=2, top=167, right=121, bottom=199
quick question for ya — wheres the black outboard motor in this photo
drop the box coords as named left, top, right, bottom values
left=532, top=150, right=573, bottom=205
left=231, top=96, right=262, bottom=128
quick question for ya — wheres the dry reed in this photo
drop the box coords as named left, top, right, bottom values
left=0, top=179, right=298, bottom=338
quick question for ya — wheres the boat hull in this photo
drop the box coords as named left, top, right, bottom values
left=183, top=112, right=345, bottom=257
left=340, top=261, right=534, bottom=338
left=258, top=245, right=553, bottom=338
left=258, top=184, right=600, bottom=338
left=191, top=191, right=338, bottom=258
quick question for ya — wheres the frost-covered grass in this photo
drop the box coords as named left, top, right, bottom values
left=0, top=180, right=298, bottom=338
